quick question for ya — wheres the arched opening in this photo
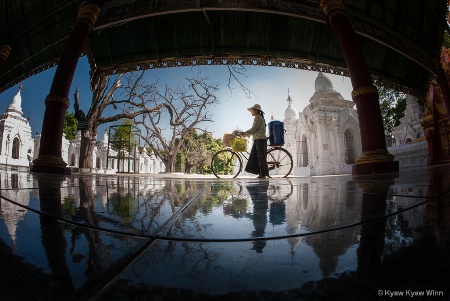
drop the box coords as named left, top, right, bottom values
left=96, top=157, right=101, bottom=168
left=298, top=134, right=308, bottom=167
left=344, top=129, right=355, bottom=164
left=12, top=137, right=20, bottom=159
left=405, top=138, right=412, bottom=144
left=71, top=153, right=76, bottom=166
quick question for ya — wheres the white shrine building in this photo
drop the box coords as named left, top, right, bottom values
left=388, top=94, right=428, bottom=168
left=0, top=86, right=34, bottom=170
left=283, top=72, right=362, bottom=176
left=392, top=95, right=424, bottom=145
left=0, top=85, right=165, bottom=174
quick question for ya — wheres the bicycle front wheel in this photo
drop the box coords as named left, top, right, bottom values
left=266, top=148, right=293, bottom=178
left=211, top=149, right=243, bottom=179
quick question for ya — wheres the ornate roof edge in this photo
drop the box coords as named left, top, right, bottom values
left=0, top=59, right=59, bottom=94
left=91, top=55, right=424, bottom=98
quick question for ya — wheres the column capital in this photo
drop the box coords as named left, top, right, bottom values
left=319, top=0, right=346, bottom=22
left=45, top=94, right=70, bottom=108
left=74, top=2, right=101, bottom=29
left=351, top=85, right=378, bottom=99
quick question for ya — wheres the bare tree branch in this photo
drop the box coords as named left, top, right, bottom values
left=136, top=72, right=220, bottom=172
left=76, top=71, right=161, bottom=168
left=227, top=65, right=257, bottom=99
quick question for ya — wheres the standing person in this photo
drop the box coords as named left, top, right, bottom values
left=240, top=104, right=269, bottom=179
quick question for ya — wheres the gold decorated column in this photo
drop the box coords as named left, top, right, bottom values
left=33, top=2, right=100, bottom=174
left=320, top=0, right=398, bottom=175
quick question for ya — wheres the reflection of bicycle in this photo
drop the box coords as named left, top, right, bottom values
left=226, top=179, right=294, bottom=203
left=211, top=137, right=293, bottom=178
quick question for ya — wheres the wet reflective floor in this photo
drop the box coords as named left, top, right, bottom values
left=1, top=165, right=450, bottom=300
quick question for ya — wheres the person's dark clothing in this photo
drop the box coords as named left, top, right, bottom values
left=245, top=139, right=269, bottom=177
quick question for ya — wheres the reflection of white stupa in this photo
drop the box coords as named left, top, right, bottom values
left=285, top=183, right=310, bottom=255
left=0, top=174, right=31, bottom=245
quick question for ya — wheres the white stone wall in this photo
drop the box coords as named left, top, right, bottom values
left=388, top=140, right=428, bottom=168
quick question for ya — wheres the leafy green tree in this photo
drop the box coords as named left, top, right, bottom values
left=138, top=146, right=153, bottom=156
left=63, top=112, right=77, bottom=140
left=201, top=134, right=223, bottom=174
left=375, top=83, right=407, bottom=136
left=210, top=147, right=234, bottom=175
left=180, top=130, right=225, bottom=174
left=111, top=119, right=138, bottom=152
left=182, top=131, right=208, bottom=173
left=111, top=119, right=139, bottom=172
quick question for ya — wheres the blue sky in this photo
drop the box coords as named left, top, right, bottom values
left=0, top=56, right=354, bottom=140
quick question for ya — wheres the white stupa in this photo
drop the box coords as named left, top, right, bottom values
left=284, top=91, right=299, bottom=120
left=0, top=85, right=34, bottom=169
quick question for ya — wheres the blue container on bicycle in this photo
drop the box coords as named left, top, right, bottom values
left=268, top=120, right=285, bottom=146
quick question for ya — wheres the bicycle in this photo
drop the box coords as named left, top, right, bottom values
left=211, top=135, right=293, bottom=179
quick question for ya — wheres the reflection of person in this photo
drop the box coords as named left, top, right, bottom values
left=240, top=104, right=269, bottom=179
left=247, top=182, right=269, bottom=253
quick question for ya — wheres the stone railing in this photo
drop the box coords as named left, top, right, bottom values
left=387, top=140, right=428, bottom=168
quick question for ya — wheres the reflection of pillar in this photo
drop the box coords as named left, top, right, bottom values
left=424, top=125, right=436, bottom=165
left=33, top=2, right=100, bottom=174
left=37, top=175, right=74, bottom=295
left=425, top=166, right=450, bottom=247
left=355, top=180, right=392, bottom=279
left=0, top=45, right=12, bottom=72
left=78, top=178, right=106, bottom=274
left=320, top=0, right=398, bottom=175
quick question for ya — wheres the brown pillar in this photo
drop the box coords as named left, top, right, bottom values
left=0, top=44, right=12, bottom=72
left=32, top=2, right=100, bottom=174
left=320, top=0, right=398, bottom=175
left=434, top=57, right=450, bottom=121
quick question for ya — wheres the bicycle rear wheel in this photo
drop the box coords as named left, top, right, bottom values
left=211, top=149, right=243, bottom=178
left=266, top=147, right=293, bottom=178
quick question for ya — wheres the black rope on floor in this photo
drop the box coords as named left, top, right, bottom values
left=0, top=189, right=449, bottom=243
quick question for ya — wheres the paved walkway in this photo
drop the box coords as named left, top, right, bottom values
left=0, top=165, right=449, bottom=300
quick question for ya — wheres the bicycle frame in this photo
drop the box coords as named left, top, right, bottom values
left=211, top=144, right=293, bottom=178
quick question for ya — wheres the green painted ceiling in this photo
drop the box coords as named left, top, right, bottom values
left=0, top=0, right=447, bottom=96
